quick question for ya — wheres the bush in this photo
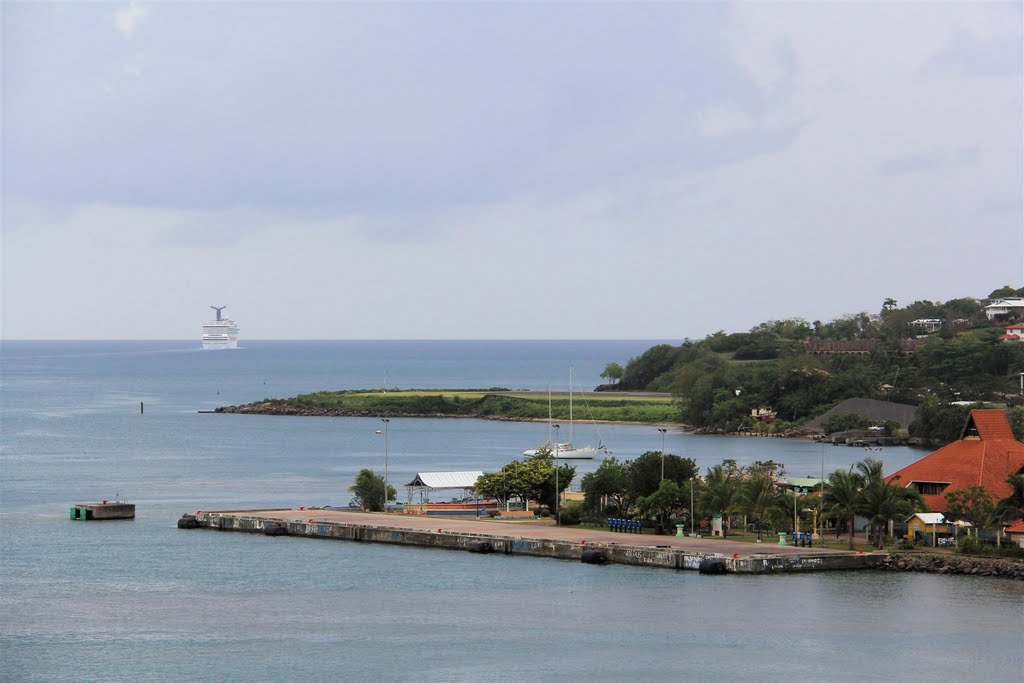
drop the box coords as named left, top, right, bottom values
left=558, top=502, right=584, bottom=526
left=821, top=412, right=871, bottom=435
left=956, top=535, right=1024, bottom=558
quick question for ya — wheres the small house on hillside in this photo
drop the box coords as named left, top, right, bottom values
left=1001, top=323, right=1024, bottom=341
left=885, top=409, right=1024, bottom=513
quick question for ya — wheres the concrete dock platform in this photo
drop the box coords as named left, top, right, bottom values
left=187, top=508, right=885, bottom=574
left=71, top=502, right=135, bottom=520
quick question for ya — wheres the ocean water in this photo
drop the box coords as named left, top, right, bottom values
left=1, top=340, right=1021, bottom=682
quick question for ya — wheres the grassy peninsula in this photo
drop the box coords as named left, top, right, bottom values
left=216, top=389, right=678, bottom=423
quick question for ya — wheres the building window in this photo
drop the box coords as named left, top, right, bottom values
left=914, top=482, right=949, bottom=495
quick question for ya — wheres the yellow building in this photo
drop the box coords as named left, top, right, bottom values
left=906, top=513, right=953, bottom=547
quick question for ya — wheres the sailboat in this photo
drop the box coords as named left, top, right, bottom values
left=523, top=367, right=610, bottom=460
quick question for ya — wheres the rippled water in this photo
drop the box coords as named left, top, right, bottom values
left=2, top=341, right=1021, bottom=682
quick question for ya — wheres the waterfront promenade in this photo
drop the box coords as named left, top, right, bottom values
left=189, top=507, right=882, bottom=574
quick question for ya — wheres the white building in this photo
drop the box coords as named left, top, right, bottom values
left=910, top=318, right=943, bottom=333
left=984, top=297, right=1024, bottom=320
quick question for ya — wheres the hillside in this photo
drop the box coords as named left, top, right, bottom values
left=598, top=286, right=1024, bottom=435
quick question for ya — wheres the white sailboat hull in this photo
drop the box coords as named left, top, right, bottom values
left=523, top=443, right=608, bottom=460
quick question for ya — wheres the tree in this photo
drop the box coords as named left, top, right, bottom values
left=701, top=464, right=740, bottom=537
left=624, top=451, right=698, bottom=506
left=739, top=474, right=782, bottom=542
left=882, top=298, right=898, bottom=311
left=995, top=474, right=1024, bottom=523
left=348, top=468, right=395, bottom=512
left=945, top=486, right=997, bottom=533
left=636, top=479, right=690, bottom=529
left=908, top=398, right=972, bottom=445
left=581, top=457, right=627, bottom=515
left=600, top=362, right=624, bottom=385
left=619, top=344, right=684, bottom=391
left=825, top=467, right=864, bottom=549
left=859, top=477, right=922, bottom=548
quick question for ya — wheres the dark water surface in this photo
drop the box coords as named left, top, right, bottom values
left=2, top=341, right=1021, bottom=682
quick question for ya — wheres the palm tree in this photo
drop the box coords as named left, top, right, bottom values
left=702, top=465, right=740, bottom=537
left=740, top=474, right=781, bottom=542
left=856, top=458, right=885, bottom=488
left=825, top=467, right=864, bottom=549
left=860, top=478, right=923, bottom=548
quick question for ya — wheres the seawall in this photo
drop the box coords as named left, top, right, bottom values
left=187, top=508, right=884, bottom=575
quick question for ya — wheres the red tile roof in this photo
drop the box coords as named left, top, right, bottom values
left=1006, top=519, right=1024, bottom=533
left=886, top=409, right=1024, bottom=513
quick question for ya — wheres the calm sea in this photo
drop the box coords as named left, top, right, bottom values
left=1, top=340, right=1021, bottom=682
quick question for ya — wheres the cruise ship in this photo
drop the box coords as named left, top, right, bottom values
left=201, top=306, right=240, bottom=349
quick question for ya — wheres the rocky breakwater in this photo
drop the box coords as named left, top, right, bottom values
left=877, top=553, right=1024, bottom=580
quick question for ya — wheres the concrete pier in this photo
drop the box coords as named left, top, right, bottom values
left=71, top=502, right=135, bottom=520
left=187, top=508, right=884, bottom=574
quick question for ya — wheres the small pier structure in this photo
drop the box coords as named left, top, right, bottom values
left=70, top=501, right=135, bottom=521
left=182, top=508, right=884, bottom=574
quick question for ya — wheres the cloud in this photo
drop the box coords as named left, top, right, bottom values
left=114, top=2, right=147, bottom=38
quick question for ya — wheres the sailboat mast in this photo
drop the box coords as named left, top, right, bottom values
left=547, top=385, right=552, bottom=445
left=569, top=365, right=574, bottom=445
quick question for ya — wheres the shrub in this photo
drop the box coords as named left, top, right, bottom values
left=558, top=502, right=584, bottom=526
left=821, top=412, right=871, bottom=435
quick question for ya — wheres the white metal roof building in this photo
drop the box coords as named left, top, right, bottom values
left=404, top=471, right=485, bottom=489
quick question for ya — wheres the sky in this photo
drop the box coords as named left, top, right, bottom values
left=2, top=1, right=1022, bottom=340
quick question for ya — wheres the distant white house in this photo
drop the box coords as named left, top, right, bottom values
left=910, top=318, right=943, bottom=333
left=985, top=298, right=1024, bottom=320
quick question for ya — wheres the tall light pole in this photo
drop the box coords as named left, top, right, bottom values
left=381, top=418, right=390, bottom=512
left=657, top=428, right=667, bottom=482
left=552, top=424, right=560, bottom=524
left=820, top=441, right=826, bottom=547
left=690, top=477, right=695, bottom=536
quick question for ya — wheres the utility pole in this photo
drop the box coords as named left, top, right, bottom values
left=658, top=428, right=667, bottom=482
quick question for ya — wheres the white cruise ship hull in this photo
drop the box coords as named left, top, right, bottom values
left=202, top=334, right=239, bottom=349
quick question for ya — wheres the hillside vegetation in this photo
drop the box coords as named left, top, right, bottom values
left=600, top=286, right=1024, bottom=440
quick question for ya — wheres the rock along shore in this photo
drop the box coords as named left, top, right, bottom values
left=876, top=552, right=1024, bottom=580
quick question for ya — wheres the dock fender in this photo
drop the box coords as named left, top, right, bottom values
left=698, top=557, right=729, bottom=575
left=467, top=541, right=494, bottom=554
left=177, top=514, right=200, bottom=529
left=580, top=549, right=608, bottom=565
left=263, top=523, right=288, bottom=536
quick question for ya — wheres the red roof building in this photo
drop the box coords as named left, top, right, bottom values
left=885, top=409, right=1024, bottom=513
left=1001, top=323, right=1024, bottom=341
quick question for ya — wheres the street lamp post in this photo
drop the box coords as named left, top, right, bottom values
left=690, top=477, right=695, bottom=536
left=381, top=418, right=390, bottom=512
left=657, top=428, right=667, bottom=482
left=552, top=424, right=560, bottom=524
left=820, top=441, right=826, bottom=547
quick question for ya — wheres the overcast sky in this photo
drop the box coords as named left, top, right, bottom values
left=3, top=1, right=1022, bottom=340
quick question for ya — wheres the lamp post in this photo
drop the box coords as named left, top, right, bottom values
left=381, top=418, right=390, bottom=512
left=657, top=428, right=667, bottom=482
left=690, top=477, right=695, bottom=536
left=552, top=424, right=560, bottom=524
left=820, top=441, right=826, bottom=547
